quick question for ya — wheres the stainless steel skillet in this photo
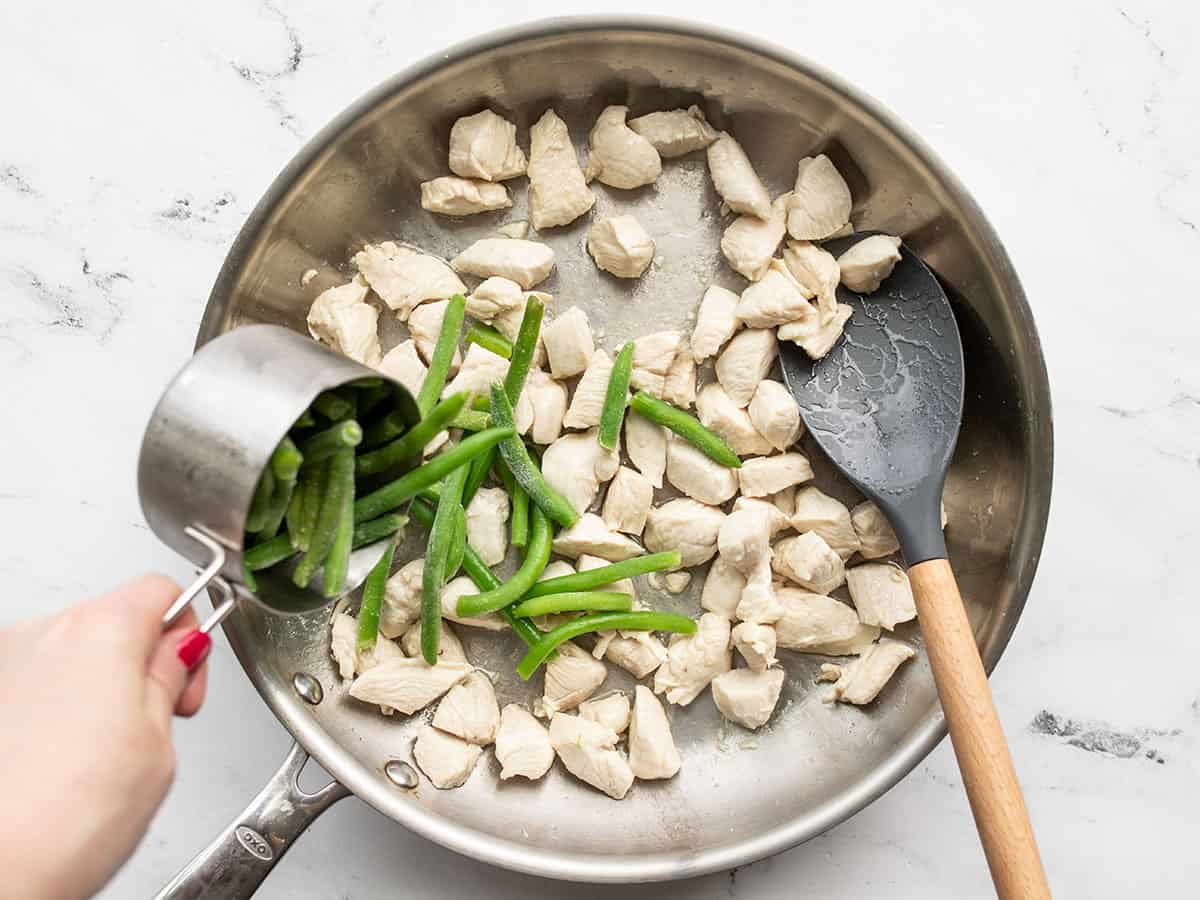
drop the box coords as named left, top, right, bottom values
left=158, top=16, right=1053, bottom=897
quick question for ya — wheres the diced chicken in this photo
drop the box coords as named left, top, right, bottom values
left=540, top=560, right=577, bottom=582
left=738, top=452, right=814, bottom=498
left=400, top=619, right=468, bottom=663
left=715, top=328, right=778, bottom=407
left=587, top=215, right=656, bottom=278
left=829, top=639, right=915, bottom=705
left=700, top=554, right=748, bottom=619
left=563, top=349, right=612, bottom=429
left=549, top=713, right=634, bottom=800
left=643, top=499, right=726, bottom=567
left=542, top=307, right=594, bottom=378
left=525, top=368, right=568, bottom=444
left=717, top=505, right=775, bottom=575
left=773, top=587, right=862, bottom=652
left=440, top=576, right=507, bottom=631
left=585, top=106, right=662, bottom=189
left=664, top=572, right=691, bottom=593
left=348, top=658, right=471, bottom=714
left=580, top=692, right=631, bottom=735
left=778, top=302, right=853, bottom=360
left=846, top=563, right=916, bottom=630
left=735, top=567, right=783, bottom=624
left=691, top=285, right=741, bottom=364
left=772, top=531, right=846, bottom=594
left=851, top=500, right=901, bottom=559
left=604, top=632, right=668, bottom=678
left=306, top=276, right=382, bottom=366
left=543, top=641, right=608, bottom=715
left=443, top=342, right=507, bottom=398
left=782, top=240, right=840, bottom=324
left=747, top=381, right=802, bottom=452
left=542, top=431, right=619, bottom=515
left=465, top=276, right=526, bottom=322
left=736, top=259, right=818, bottom=329
left=465, top=486, right=509, bottom=566
left=807, top=622, right=881, bottom=657
left=767, top=486, right=797, bottom=517
left=353, top=242, right=466, bottom=320
left=721, top=193, right=790, bottom=281
left=630, top=331, right=683, bottom=398
left=495, top=705, right=555, bottom=780
left=451, top=238, right=555, bottom=290
left=628, top=685, right=681, bottom=780
left=376, top=340, right=427, bottom=400
left=662, top=343, right=697, bottom=408
left=624, top=411, right=668, bottom=487
left=732, top=622, right=777, bottom=671
left=412, top=724, right=482, bottom=789
left=786, top=154, right=852, bottom=241
left=706, top=132, right=771, bottom=220
left=330, top=612, right=358, bottom=682
left=711, top=668, right=785, bottom=729
left=432, top=671, right=500, bottom=745
left=791, top=487, right=859, bottom=560
left=817, top=663, right=842, bottom=683
left=627, top=105, right=718, bottom=158
left=666, top=438, right=739, bottom=505
left=380, top=558, right=424, bottom=639
left=730, top=496, right=791, bottom=535
left=552, top=513, right=643, bottom=561
left=448, top=109, right=527, bottom=182
left=696, top=383, right=775, bottom=456
left=496, top=220, right=530, bottom=239
left=527, top=109, right=596, bottom=229
left=420, top=176, right=512, bottom=216
left=653, top=613, right=731, bottom=706
left=838, top=235, right=903, bottom=294
left=422, top=429, right=450, bottom=459
left=409, top=298, right=463, bottom=369
left=601, top=466, right=653, bottom=536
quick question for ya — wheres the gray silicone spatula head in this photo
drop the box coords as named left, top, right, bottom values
left=778, top=234, right=965, bottom=565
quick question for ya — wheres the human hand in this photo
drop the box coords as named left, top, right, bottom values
left=0, top=574, right=210, bottom=900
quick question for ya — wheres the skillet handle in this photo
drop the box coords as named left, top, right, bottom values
left=907, top=559, right=1051, bottom=900
left=154, top=742, right=350, bottom=900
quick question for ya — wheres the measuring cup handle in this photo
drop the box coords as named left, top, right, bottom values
left=153, top=742, right=349, bottom=900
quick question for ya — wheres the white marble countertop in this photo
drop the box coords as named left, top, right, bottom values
left=2, top=0, right=1196, bottom=897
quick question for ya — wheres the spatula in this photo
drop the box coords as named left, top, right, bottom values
left=778, top=234, right=1051, bottom=900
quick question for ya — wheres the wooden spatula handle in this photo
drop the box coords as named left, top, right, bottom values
left=908, top=558, right=1050, bottom=899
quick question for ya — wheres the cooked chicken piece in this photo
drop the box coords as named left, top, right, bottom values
left=448, top=109, right=527, bottom=182
left=666, top=438, right=739, bottom=505
left=782, top=240, right=840, bottom=324
left=817, top=663, right=842, bottom=683
left=773, top=587, right=861, bottom=652
left=627, top=105, right=718, bottom=158
left=717, top=505, right=774, bottom=575
left=442, top=342, right=507, bottom=398
left=451, top=238, right=555, bottom=290
left=721, top=193, right=790, bottom=281
left=624, top=411, right=668, bottom=487
left=527, top=109, right=596, bottom=229
left=664, top=571, right=692, bottom=593
left=542, top=641, right=608, bottom=715
left=767, top=486, right=797, bottom=517
left=540, top=560, right=577, bottom=582
left=653, top=613, right=731, bottom=706
left=380, top=558, right=425, bottom=639
left=466, top=486, right=509, bottom=566
left=830, top=639, right=915, bottom=705
left=552, top=513, right=643, bottom=561
left=440, top=576, right=508, bottom=631
left=348, top=658, right=471, bottom=714
left=778, top=302, right=853, bottom=360
left=496, top=220, right=530, bottom=239
left=548, top=713, right=634, bottom=800
left=809, top=622, right=882, bottom=656
left=563, top=349, right=612, bottom=429
left=420, top=176, right=511, bottom=216
left=850, top=500, right=901, bottom=559
left=846, top=562, right=916, bottom=630
left=542, top=306, right=594, bottom=379
left=628, top=685, right=681, bottom=780
left=786, top=154, right=852, bottom=241
left=715, top=328, right=778, bottom=407
left=695, top=383, right=774, bottom=456
left=643, top=499, right=726, bottom=567
left=630, top=331, right=683, bottom=398
left=772, top=531, right=846, bottom=594
left=355, top=639, right=405, bottom=715
left=791, top=487, right=859, bottom=560
left=730, top=496, right=791, bottom=535
left=409, top=298, right=463, bottom=369
left=601, top=466, right=653, bottom=536
left=738, top=452, right=814, bottom=498
left=400, top=619, right=468, bottom=663
left=353, top=242, right=466, bottom=320
left=580, top=692, right=631, bottom=735
left=587, top=215, right=656, bottom=278
left=711, top=667, right=785, bottom=729
left=465, top=276, right=526, bottom=322
left=306, top=276, right=381, bottom=366
left=432, top=671, right=500, bottom=745
left=735, top=566, right=783, bottom=624
left=663, top=345, right=697, bottom=410
left=376, top=339, right=427, bottom=400
left=542, top=430, right=619, bottom=514
left=838, top=235, right=902, bottom=294
left=604, top=632, right=668, bottom=678
left=747, top=381, right=802, bottom=452
left=525, top=368, right=568, bottom=444
left=736, top=259, right=818, bottom=329
left=706, top=132, right=771, bottom=220
left=576, top=554, right=636, bottom=597
left=495, top=705, right=555, bottom=780
left=690, top=287, right=739, bottom=365
left=700, top=554, right=748, bottom=619
left=731, top=621, right=777, bottom=671
left=413, top=723, right=482, bottom=789
left=585, top=106, right=662, bottom=189
left=330, top=612, right=359, bottom=682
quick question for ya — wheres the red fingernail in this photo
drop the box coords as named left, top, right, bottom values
left=177, top=630, right=212, bottom=671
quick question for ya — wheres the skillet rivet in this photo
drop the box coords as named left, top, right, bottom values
left=384, top=759, right=419, bottom=789
left=292, top=672, right=324, bottom=705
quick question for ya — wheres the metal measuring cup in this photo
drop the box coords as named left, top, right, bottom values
left=138, top=324, right=419, bottom=632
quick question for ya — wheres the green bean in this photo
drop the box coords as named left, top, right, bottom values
left=354, top=426, right=513, bottom=522
left=599, top=341, right=634, bottom=450
left=448, top=409, right=491, bottom=432
left=489, top=383, right=578, bottom=528
left=629, top=391, right=741, bottom=468
left=293, top=408, right=316, bottom=429
left=444, top=505, right=466, bottom=581
left=270, top=436, right=303, bottom=482
left=471, top=394, right=491, bottom=412
left=456, top=505, right=551, bottom=616
left=256, top=471, right=292, bottom=539
left=465, top=322, right=513, bottom=359
left=361, top=409, right=408, bottom=450
left=355, top=383, right=390, bottom=420
left=245, top=465, right=275, bottom=533
left=293, top=462, right=326, bottom=551
left=503, top=295, right=543, bottom=405
left=421, top=462, right=469, bottom=664
left=300, top=420, right=362, bottom=464
left=243, top=561, right=258, bottom=593
left=496, top=462, right=530, bottom=549
left=357, top=536, right=396, bottom=651
left=293, top=449, right=354, bottom=588
left=521, top=551, right=682, bottom=598
left=285, top=485, right=306, bottom=548
left=416, top=293, right=466, bottom=416
left=244, top=534, right=295, bottom=571
left=355, top=392, right=468, bottom=478
left=312, top=390, right=354, bottom=422
left=320, top=449, right=356, bottom=597
left=461, top=448, right=494, bottom=507
left=517, top=611, right=697, bottom=678
left=352, top=513, right=407, bottom=550
left=510, top=591, right=632, bottom=618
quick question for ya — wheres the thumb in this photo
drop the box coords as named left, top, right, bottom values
left=145, top=627, right=211, bottom=727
